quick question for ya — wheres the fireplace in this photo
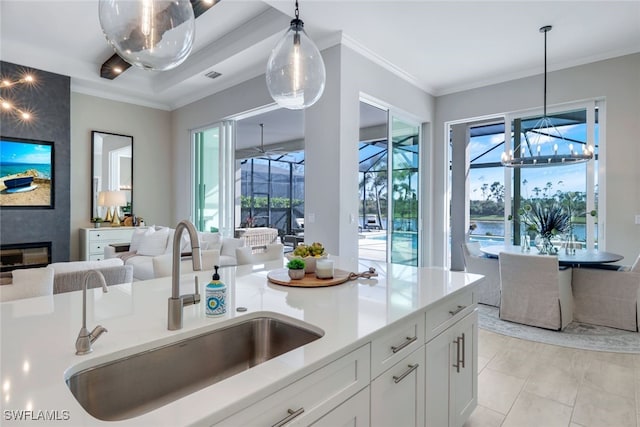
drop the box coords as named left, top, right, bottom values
left=0, top=242, right=51, bottom=272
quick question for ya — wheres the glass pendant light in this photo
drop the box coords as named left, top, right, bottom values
left=266, top=0, right=326, bottom=110
left=98, top=0, right=195, bottom=71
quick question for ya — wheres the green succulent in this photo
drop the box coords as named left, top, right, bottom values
left=287, top=259, right=306, bottom=270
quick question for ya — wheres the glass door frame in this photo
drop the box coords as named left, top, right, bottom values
left=387, top=112, right=422, bottom=266
left=190, top=120, right=235, bottom=237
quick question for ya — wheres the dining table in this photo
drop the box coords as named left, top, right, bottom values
left=480, top=244, right=624, bottom=267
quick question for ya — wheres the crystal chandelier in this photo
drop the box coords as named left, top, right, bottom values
left=501, top=26, right=594, bottom=168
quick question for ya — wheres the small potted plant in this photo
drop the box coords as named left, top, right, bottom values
left=92, top=217, right=104, bottom=228
left=287, top=258, right=306, bottom=280
left=285, top=242, right=327, bottom=273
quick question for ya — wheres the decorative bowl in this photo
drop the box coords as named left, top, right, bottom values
left=287, top=269, right=306, bottom=280
left=285, top=253, right=328, bottom=274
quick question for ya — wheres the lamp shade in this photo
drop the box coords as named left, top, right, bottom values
left=266, top=18, right=326, bottom=110
left=97, top=191, right=107, bottom=207
left=98, top=0, right=195, bottom=71
left=101, top=190, right=127, bottom=207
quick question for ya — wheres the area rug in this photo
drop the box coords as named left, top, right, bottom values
left=478, top=304, right=640, bottom=353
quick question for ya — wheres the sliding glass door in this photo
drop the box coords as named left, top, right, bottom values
left=389, top=115, right=421, bottom=266
left=192, top=121, right=234, bottom=235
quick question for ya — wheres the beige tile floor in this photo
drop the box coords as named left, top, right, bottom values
left=465, top=329, right=640, bottom=427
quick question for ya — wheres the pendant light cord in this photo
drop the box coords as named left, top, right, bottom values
left=295, top=0, right=299, bottom=20
left=543, top=28, right=547, bottom=117
left=540, top=25, right=552, bottom=117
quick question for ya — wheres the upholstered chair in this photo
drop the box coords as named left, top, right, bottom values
left=499, top=252, right=573, bottom=330
left=571, top=254, right=640, bottom=331
left=0, top=267, right=54, bottom=302
left=461, top=242, right=501, bottom=307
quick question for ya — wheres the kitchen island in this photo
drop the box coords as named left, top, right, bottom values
left=0, top=258, right=481, bottom=426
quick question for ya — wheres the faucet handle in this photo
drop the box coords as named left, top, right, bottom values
left=193, top=276, right=201, bottom=304
left=180, top=276, right=201, bottom=306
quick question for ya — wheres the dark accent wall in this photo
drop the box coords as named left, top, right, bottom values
left=0, top=61, right=71, bottom=262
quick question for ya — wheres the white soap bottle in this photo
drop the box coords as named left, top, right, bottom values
left=205, top=265, right=226, bottom=317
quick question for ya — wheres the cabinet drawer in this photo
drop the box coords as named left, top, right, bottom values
left=425, top=288, right=474, bottom=341
left=89, top=241, right=109, bottom=254
left=89, top=228, right=135, bottom=242
left=371, top=312, right=425, bottom=379
left=216, top=344, right=370, bottom=427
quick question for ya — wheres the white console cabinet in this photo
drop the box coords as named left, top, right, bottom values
left=79, top=227, right=139, bottom=261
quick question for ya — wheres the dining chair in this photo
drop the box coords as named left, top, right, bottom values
left=461, top=242, right=500, bottom=307
left=499, top=252, right=573, bottom=330
left=571, top=254, right=640, bottom=331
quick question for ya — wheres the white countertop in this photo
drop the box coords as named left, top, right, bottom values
left=0, top=257, right=480, bottom=426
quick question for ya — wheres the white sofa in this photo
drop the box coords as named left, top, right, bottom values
left=104, top=226, right=245, bottom=281
left=0, top=259, right=133, bottom=302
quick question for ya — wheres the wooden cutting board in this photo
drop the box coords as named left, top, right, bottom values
left=267, top=268, right=351, bottom=288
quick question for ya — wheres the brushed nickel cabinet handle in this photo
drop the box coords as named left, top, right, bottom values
left=393, top=363, right=419, bottom=384
left=272, top=408, right=305, bottom=427
left=391, top=335, right=417, bottom=353
left=449, top=305, right=466, bottom=316
left=452, top=336, right=461, bottom=373
left=460, top=332, right=466, bottom=369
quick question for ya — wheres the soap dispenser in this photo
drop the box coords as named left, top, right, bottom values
left=205, top=265, right=226, bottom=317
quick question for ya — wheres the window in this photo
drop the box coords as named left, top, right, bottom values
left=463, top=102, right=600, bottom=251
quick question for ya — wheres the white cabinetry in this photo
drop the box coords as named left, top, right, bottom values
left=214, top=289, right=477, bottom=427
left=311, top=387, right=370, bottom=427
left=425, top=310, right=478, bottom=427
left=371, top=345, right=425, bottom=427
left=79, top=227, right=138, bottom=261
left=216, top=344, right=370, bottom=426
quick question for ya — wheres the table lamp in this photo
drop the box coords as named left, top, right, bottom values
left=100, top=190, right=127, bottom=226
left=97, top=191, right=112, bottom=222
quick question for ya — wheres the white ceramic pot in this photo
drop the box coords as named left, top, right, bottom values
left=288, top=269, right=305, bottom=280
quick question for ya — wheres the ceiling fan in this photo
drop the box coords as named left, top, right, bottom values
left=251, top=123, right=287, bottom=156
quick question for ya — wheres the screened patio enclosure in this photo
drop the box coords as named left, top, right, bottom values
left=237, top=141, right=394, bottom=237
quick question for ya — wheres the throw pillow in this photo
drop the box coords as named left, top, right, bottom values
left=221, top=237, right=245, bottom=257
left=137, top=227, right=170, bottom=256
left=130, top=227, right=154, bottom=252
left=199, top=232, right=221, bottom=250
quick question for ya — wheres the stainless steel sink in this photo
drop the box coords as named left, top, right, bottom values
left=66, top=316, right=323, bottom=421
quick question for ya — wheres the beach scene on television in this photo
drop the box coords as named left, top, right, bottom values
left=0, top=138, right=53, bottom=207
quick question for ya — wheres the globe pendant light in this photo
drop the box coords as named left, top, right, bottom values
left=98, top=0, right=195, bottom=71
left=266, top=0, right=326, bottom=110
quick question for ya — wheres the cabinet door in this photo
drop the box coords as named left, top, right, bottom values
left=371, top=345, right=425, bottom=427
left=425, top=327, right=451, bottom=427
left=450, top=311, right=477, bottom=427
left=311, top=387, right=370, bottom=427
left=425, top=310, right=477, bottom=427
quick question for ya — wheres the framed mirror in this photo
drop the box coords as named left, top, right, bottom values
left=91, top=131, right=133, bottom=222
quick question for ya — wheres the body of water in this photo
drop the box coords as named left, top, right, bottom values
left=0, top=163, right=51, bottom=179
left=471, top=220, right=587, bottom=242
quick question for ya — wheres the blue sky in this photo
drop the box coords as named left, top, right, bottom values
left=1, top=140, right=51, bottom=165
left=468, top=124, right=598, bottom=201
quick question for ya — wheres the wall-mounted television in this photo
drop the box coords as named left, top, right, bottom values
left=0, top=136, right=54, bottom=208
